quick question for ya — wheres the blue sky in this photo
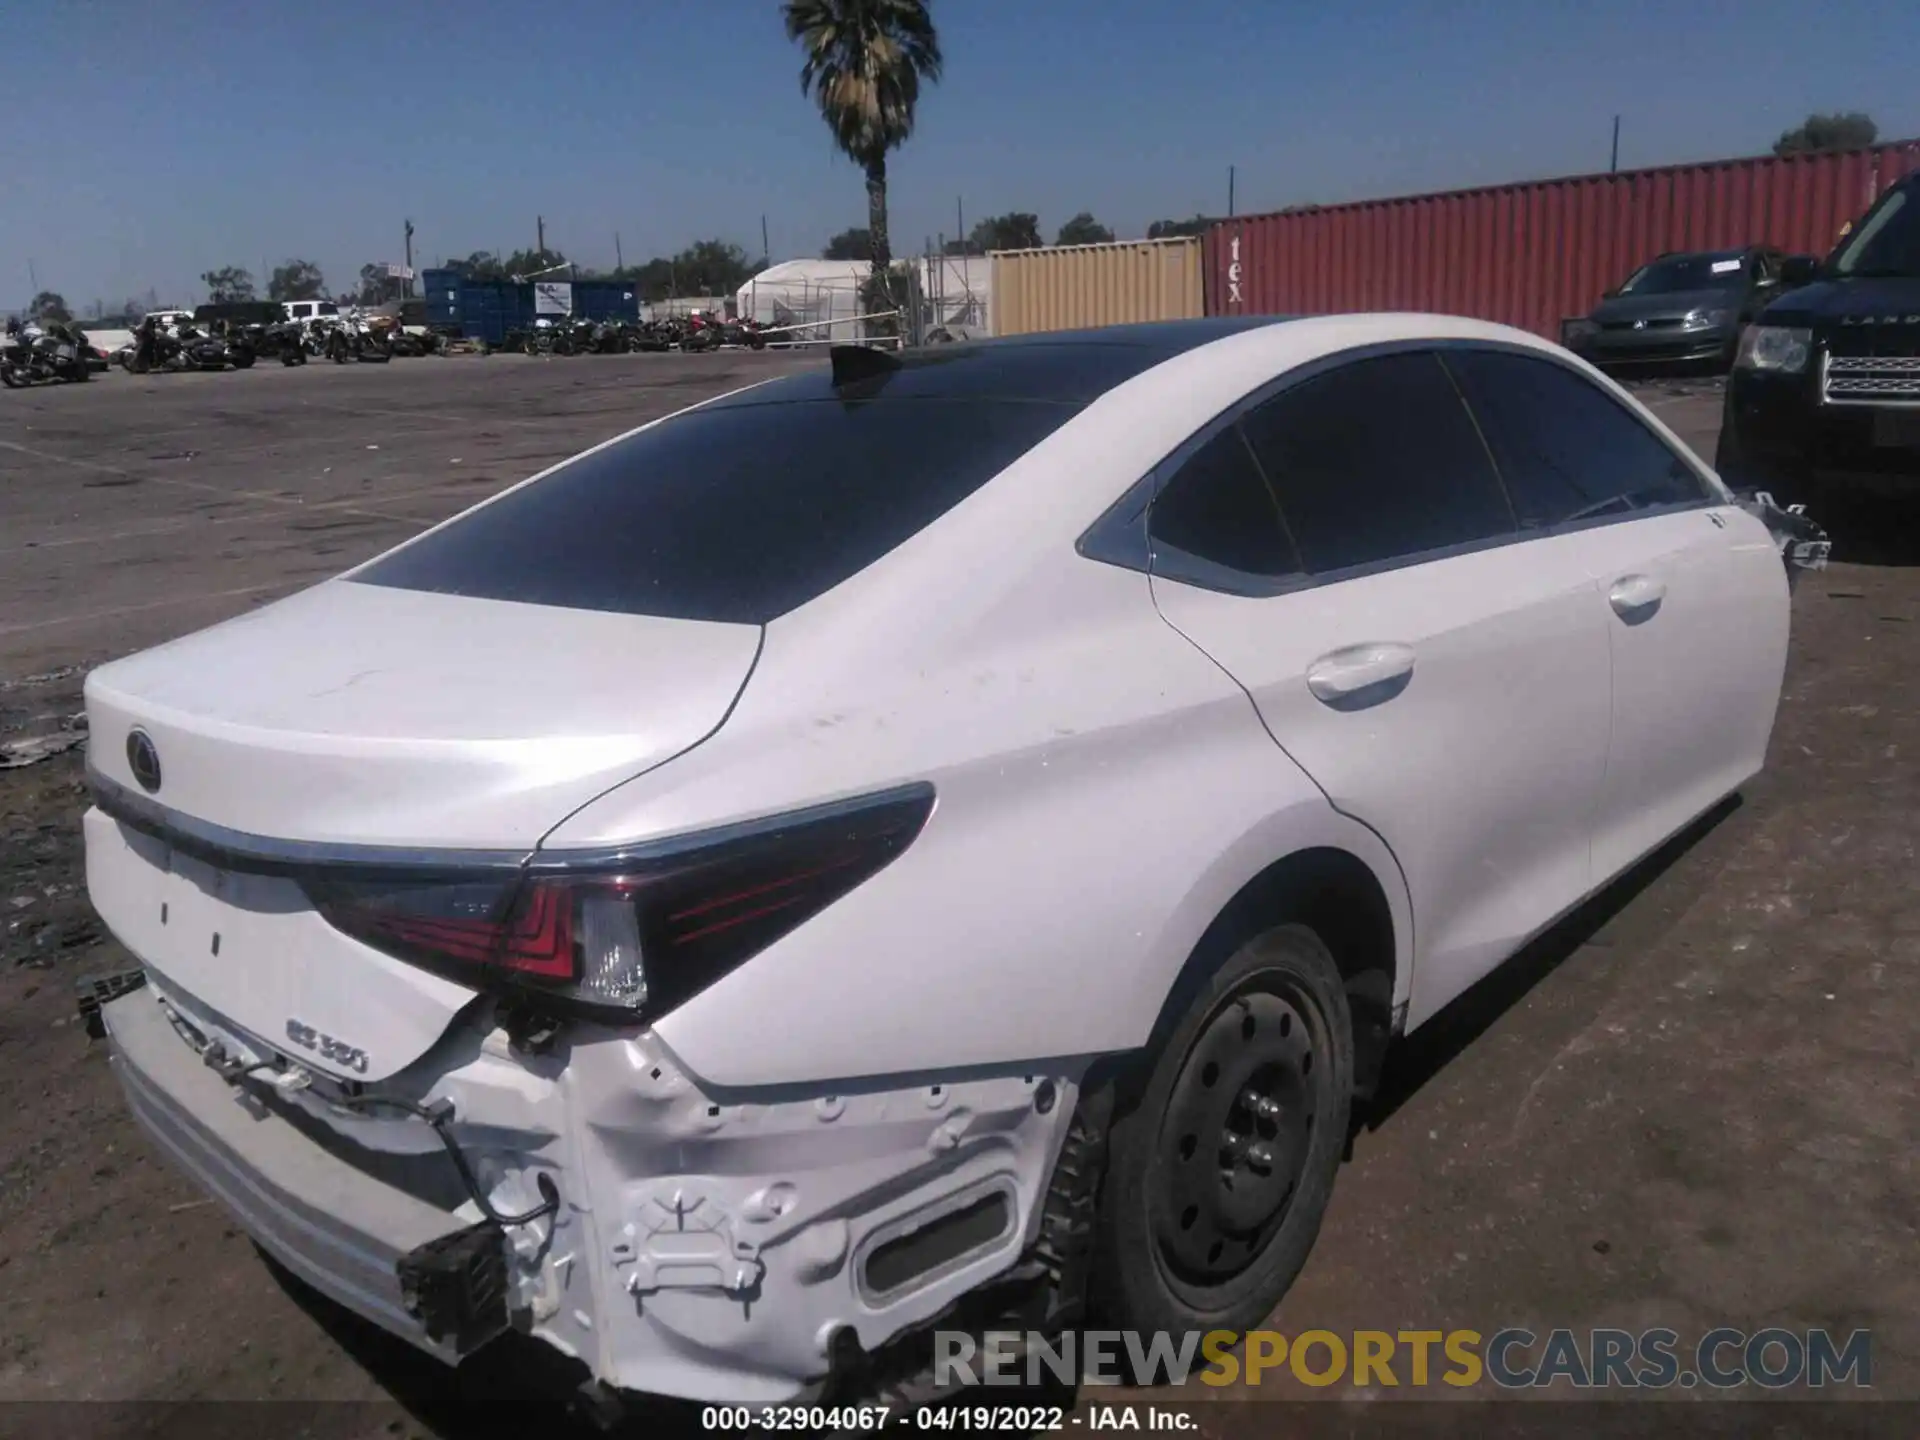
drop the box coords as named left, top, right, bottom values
left=6, top=0, right=1918, bottom=311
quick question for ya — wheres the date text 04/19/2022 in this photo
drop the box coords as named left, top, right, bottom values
left=698, top=1404, right=1189, bottom=1431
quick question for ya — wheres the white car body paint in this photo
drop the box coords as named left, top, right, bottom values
left=82, top=313, right=1796, bottom=1405
left=85, top=581, right=763, bottom=851
left=1152, top=527, right=1615, bottom=1029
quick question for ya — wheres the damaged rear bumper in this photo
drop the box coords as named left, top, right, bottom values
left=102, top=984, right=487, bottom=1360
left=99, top=981, right=1086, bottom=1404
left=1736, top=490, right=1832, bottom=587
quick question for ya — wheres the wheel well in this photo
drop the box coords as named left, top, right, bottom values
left=1149, top=848, right=1399, bottom=1100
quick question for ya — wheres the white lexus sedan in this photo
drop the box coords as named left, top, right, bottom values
left=81, top=316, right=1818, bottom=1409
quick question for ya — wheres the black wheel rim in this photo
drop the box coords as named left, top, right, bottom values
left=1152, top=983, right=1324, bottom=1286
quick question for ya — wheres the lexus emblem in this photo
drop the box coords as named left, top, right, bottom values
left=1632, top=319, right=1647, bottom=330
left=126, top=729, right=163, bottom=794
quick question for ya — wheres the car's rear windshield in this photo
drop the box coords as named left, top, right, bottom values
left=351, top=396, right=1079, bottom=624
left=1618, top=253, right=1746, bottom=294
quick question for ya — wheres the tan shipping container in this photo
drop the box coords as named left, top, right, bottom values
left=990, top=237, right=1204, bottom=337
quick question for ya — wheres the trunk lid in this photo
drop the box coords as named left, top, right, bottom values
left=83, top=580, right=761, bottom=1079
left=84, top=579, right=761, bottom=850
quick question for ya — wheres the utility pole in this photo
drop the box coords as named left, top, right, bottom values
left=615, top=232, right=624, bottom=271
left=1228, top=166, right=1236, bottom=219
left=761, top=214, right=770, bottom=264
left=403, top=219, right=415, bottom=298
left=955, top=197, right=964, bottom=255
left=537, top=215, right=546, bottom=256
left=27, top=258, right=38, bottom=300
left=1610, top=116, right=1621, bottom=173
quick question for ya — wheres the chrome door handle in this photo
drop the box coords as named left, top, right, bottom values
left=1306, top=643, right=1416, bottom=710
left=1608, top=574, right=1665, bottom=622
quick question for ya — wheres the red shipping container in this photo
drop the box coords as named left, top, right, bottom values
left=1205, top=141, right=1920, bottom=339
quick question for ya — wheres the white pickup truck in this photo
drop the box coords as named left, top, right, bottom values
left=282, top=300, right=341, bottom=329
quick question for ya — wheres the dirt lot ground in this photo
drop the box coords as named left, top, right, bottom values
left=0, top=356, right=1915, bottom=1437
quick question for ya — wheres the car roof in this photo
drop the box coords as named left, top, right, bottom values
left=741, top=309, right=1601, bottom=635
left=705, top=318, right=1299, bottom=409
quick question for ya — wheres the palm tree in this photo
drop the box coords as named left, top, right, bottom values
left=782, top=0, right=943, bottom=324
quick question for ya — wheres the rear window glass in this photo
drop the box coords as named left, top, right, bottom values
left=351, top=398, right=1077, bottom=624
left=1443, top=349, right=1707, bottom=528
left=1239, top=352, right=1515, bottom=575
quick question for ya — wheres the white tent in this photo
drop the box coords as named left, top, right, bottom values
left=735, top=259, right=870, bottom=341
left=914, top=255, right=992, bottom=338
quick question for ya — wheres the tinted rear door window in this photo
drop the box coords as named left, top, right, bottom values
left=1238, top=351, right=1515, bottom=575
left=1147, top=423, right=1298, bottom=580
left=1442, top=349, right=1709, bottom=529
left=353, top=398, right=1075, bottom=624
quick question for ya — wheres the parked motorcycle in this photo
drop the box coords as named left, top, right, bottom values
left=205, top=319, right=258, bottom=369
left=364, top=313, right=439, bottom=357
left=1, top=321, right=92, bottom=387
left=259, top=319, right=309, bottom=365
left=140, top=324, right=240, bottom=373
left=718, top=317, right=769, bottom=350
left=679, top=314, right=723, bottom=353
left=316, top=313, right=392, bottom=364
left=627, top=316, right=679, bottom=351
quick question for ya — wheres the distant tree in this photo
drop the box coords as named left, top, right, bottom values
left=28, top=291, right=72, bottom=322
left=942, top=236, right=984, bottom=257
left=200, top=267, right=255, bottom=303
left=617, top=242, right=763, bottom=303
left=672, top=240, right=760, bottom=296
left=822, top=226, right=873, bottom=261
left=629, top=257, right=678, bottom=302
left=860, top=261, right=913, bottom=327
left=1147, top=215, right=1213, bottom=240
left=354, top=263, right=405, bottom=306
left=502, top=248, right=569, bottom=280
left=784, top=0, right=944, bottom=330
left=969, top=212, right=1043, bottom=252
left=1774, top=112, right=1878, bottom=156
left=441, top=251, right=508, bottom=281
left=1055, top=212, right=1115, bottom=246
left=267, top=260, right=325, bottom=303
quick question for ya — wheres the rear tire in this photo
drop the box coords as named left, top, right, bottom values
left=1092, top=923, right=1353, bottom=1336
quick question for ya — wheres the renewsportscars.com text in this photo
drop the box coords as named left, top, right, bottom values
left=935, top=1327, right=1872, bottom=1390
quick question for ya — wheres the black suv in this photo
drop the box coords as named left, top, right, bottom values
left=1563, top=246, right=1794, bottom=373
left=1717, top=170, right=1920, bottom=503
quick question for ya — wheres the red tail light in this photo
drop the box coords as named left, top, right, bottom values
left=302, top=786, right=933, bottom=1021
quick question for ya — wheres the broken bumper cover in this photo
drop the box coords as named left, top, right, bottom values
left=101, top=987, right=491, bottom=1361
left=101, top=985, right=1084, bottom=1403
left=1740, top=491, right=1833, bottom=585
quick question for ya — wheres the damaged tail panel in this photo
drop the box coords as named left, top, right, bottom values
left=95, top=973, right=1084, bottom=1404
